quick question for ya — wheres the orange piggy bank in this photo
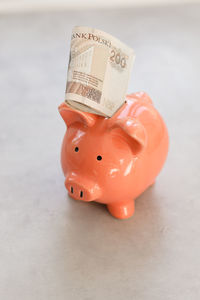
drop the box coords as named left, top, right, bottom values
left=59, top=92, right=169, bottom=219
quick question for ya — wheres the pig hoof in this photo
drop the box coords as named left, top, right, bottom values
left=107, top=201, right=135, bottom=220
left=150, top=180, right=156, bottom=187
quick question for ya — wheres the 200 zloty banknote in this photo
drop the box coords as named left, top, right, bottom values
left=65, top=26, right=135, bottom=117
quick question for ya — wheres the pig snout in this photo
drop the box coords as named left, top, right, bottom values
left=65, top=176, right=101, bottom=202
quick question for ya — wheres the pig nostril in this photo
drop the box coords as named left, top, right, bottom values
left=71, top=186, right=73, bottom=193
left=80, top=191, right=83, bottom=198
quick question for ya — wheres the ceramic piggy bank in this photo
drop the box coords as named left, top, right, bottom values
left=59, top=92, right=169, bottom=219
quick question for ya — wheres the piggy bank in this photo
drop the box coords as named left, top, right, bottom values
left=58, top=92, right=169, bottom=219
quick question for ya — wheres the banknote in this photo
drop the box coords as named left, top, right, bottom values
left=65, top=26, right=135, bottom=117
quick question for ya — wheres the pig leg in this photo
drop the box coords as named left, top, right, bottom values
left=107, top=200, right=135, bottom=219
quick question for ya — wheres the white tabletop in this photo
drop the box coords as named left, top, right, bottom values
left=0, top=4, right=200, bottom=299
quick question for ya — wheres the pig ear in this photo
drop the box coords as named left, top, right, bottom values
left=110, top=117, right=147, bottom=155
left=58, top=103, right=96, bottom=127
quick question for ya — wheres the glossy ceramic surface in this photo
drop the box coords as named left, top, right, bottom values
left=59, top=92, right=169, bottom=219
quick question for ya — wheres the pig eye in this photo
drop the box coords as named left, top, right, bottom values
left=97, top=155, right=102, bottom=161
left=74, top=147, right=79, bottom=152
